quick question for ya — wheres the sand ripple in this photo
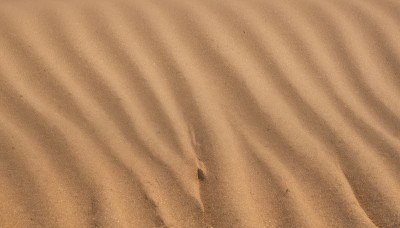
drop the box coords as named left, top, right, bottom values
left=0, top=0, right=399, bottom=227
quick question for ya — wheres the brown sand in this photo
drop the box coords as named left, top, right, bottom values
left=0, top=0, right=400, bottom=227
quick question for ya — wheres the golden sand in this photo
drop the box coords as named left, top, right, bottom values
left=0, top=0, right=400, bottom=227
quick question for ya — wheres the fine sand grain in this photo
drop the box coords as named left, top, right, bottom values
left=0, top=0, right=400, bottom=227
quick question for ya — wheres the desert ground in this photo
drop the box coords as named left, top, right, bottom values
left=0, top=0, right=400, bottom=227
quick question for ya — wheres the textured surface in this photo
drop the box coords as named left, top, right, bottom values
left=0, top=0, right=400, bottom=227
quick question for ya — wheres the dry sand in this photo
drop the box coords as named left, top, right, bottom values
left=0, top=0, right=400, bottom=227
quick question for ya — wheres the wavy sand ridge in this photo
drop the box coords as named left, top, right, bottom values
left=0, top=0, right=399, bottom=227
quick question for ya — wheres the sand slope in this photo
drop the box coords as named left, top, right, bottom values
left=0, top=0, right=400, bottom=227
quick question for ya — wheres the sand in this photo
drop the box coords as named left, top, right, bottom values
left=0, top=0, right=399, bottom=227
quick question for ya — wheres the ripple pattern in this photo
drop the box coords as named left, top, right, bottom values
left=0, top=0, right=399, bottom=227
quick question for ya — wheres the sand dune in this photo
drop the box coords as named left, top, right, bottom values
left=0, top=0, right=399, bottom=227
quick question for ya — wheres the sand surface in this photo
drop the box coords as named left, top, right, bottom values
left=0, top=0, right=400, bottom=227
